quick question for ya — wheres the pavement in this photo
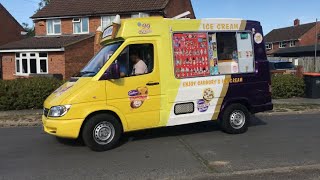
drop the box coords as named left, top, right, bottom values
left=0, top=98, right=319, bottom=118
left=0, top=109, right=42, bottom=117
left=1, top=113, right=320, bottom=180
left=272, top=98, right=320, bottom=105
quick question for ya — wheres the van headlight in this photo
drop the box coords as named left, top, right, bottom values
left=48, top=105, right=71, bottom=117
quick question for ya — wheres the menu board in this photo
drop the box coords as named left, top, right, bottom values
left=208, top=33, right=219, bottom=75
left=236, top=32, right=254, bottom=73
left=173, top=33, right=210, bottom=78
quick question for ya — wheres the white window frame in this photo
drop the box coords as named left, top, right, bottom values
left=290, top=41, right=296, bottom=47
left=279, top=41, right=287, bottom=48
left=73, top=17, right=89, bottom=34
left=46, top=19, right=61, bottom=35
left=131, top=12, right=150, bottom=18
left=101, top=16, right=116, bottom=31
left=266, top=43, right=273, bottom=50
left=15, top=52, right=49, bottom=76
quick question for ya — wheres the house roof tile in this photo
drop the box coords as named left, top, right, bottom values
left=265, top=22, right=316, bottom=43
left=0, top=3, right=24, bottom=31
left=274, top=44, right=320, bottom=54
left=31, top=0, right=170, bottom=19
left=0, top=34, right=93, bottom=50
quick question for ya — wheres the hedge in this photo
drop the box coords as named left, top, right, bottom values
left=0, top=74, right=306, bottom=110
left=271, top=74, right=305, bottom=99
left=0, top=77, right=64, bottom=111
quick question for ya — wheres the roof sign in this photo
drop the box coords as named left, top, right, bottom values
left=102, top=26, right=113, bottom=39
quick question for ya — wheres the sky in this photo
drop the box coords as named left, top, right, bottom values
left=1, top=0, right=320, bottom=34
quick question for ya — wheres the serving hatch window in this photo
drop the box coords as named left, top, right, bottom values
left=173, top=31, right=254, bottom=79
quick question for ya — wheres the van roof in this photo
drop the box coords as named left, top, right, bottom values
left=101, top=16, right=261, bottom=43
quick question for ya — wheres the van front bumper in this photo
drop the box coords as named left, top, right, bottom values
left=42, top=116, right=83, bottom=139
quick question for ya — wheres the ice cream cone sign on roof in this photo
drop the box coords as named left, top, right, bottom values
left=113, top=15, right=121, bottom=25
left=112, top=15, right=121, bottom=39
left=95, top=26, right=103, bottom=45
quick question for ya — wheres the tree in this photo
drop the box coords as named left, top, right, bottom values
left=37, top=0, right=50, bottom=12
left=22, top=23, right=35, bottom=37
left=22, top=0, right=50, bottom=37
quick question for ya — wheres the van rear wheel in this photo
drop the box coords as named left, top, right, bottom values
left=220, top=103, right=249, bottom=134
left=82, top=114, right=122, bottom=151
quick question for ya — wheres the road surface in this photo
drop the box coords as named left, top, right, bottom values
left=1, top=113, right=320, bottom=180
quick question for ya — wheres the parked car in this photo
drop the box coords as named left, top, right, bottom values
left=269, top=61, right=296, bottom=74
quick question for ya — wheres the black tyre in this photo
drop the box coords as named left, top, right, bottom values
left=82, top=114, right=122, bottom=151
left=220, top=103, right=250, bottom=134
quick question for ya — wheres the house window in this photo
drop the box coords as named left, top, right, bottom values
left=290, top=41, right=296, bottom=47
left=131, top=12, right=149, bottom=18
left=15, top=52, right=48, bottom=75
left=279, top=42, right=287, bottom=48
left=47, top=19, right=61, bottom=35
left=73, top=17, right=89, bottom=34
left=266, top=43, right=273, bottom=50
left=101, top=16, right=116, bottom=31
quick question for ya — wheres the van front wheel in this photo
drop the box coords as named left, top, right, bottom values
left=220, top=104, right=249, bottom=134
left=82, top=114, right=122, bottom=151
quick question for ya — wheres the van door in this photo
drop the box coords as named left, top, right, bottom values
left=105, top=42, right=160, bottom=131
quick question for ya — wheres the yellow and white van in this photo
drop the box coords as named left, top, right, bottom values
left=42, top=15, right=273, bottom=151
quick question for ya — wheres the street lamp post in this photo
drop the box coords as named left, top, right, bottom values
left=315, top=18, right=318, bottom=72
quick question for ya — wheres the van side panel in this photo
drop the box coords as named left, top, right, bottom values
left=166, top=76, right=231, bottom=126
left=161, top=20, right=272, bottom=127
left=219, top=22, right=272, bottom=117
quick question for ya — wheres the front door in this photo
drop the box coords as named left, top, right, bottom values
left=106, top=42, right=160, bottom=130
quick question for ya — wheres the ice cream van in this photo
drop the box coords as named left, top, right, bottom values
left=42, top=14, right=273, bottom=151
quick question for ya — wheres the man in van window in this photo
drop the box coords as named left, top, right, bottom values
left=130, top=50, right=148, bottom=75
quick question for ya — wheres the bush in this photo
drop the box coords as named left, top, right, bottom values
left=271, top=74, right=305, bottom=99
left=0, top=77, right=64, bottom=111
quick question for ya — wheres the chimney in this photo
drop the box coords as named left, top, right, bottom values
left=294, top=19, right=300, bottom=26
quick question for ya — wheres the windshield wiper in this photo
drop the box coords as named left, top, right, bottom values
left=80, top=71, right=96, bottom=75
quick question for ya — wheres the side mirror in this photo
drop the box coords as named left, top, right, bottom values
left=100, top=62, right=120, bottom=80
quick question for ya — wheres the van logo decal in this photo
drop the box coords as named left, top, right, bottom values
left=197, top=88, right=215, bottom=113
left=128, top=87, right=148, bottom=109
left=128, top=90, right=139, bottom=97
left=254, top=33, right=263, bottom=44
left=203, top=88, right=214, bottom=102
left=197, top=99, right=209, bottom=112
left=138, top=22, right=152, bottom=34
left=53, top=84, right=74, bottom=97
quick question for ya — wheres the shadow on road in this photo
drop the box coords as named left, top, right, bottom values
left=55, top=137, right=85, bottom=147
left=250, top=115, right=268, bottom=126
left=53, top=115, right=267, bottom=148
left=120, top=115, right=267, bottom=144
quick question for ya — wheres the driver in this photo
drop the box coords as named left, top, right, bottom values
left=130, top=50, right=148, bottom=76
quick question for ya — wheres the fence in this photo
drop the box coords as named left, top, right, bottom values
left=268, top=57, right=320, bottom=72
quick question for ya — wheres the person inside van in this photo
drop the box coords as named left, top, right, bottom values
left=130, top=50, right=148, bottom=76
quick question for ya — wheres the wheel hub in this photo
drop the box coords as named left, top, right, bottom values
left=93, top=121, right=115, bottom=145
left=230, top=110, right=245, bottom=129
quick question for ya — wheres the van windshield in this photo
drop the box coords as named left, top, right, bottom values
left=77, top=42, right=123, bottom=77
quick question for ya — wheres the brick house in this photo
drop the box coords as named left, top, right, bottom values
left=0, top=0, right=195, bottom=80
left=265, top=19, right=320, bottom=57
left=0, top=3, right=26, bottom=79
